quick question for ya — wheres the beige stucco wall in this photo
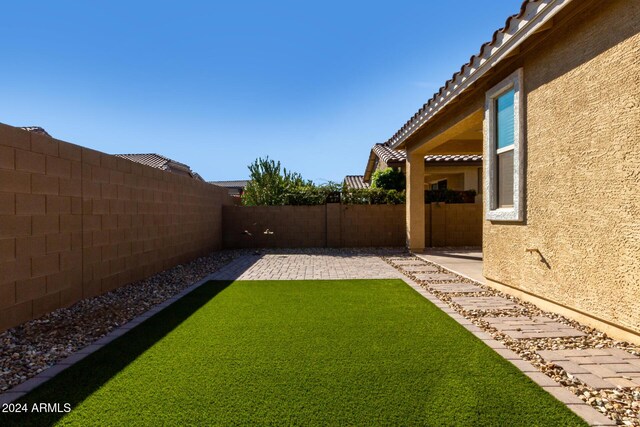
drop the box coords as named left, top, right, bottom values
left=483, top=0, right=640, bottom=337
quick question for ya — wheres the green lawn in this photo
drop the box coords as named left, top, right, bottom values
left=3, top=280, right=586, bottom=426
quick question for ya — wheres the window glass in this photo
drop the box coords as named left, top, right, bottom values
left=496, top=89, right=515, bottom=150
left=498, top=150, right=514, bottom=207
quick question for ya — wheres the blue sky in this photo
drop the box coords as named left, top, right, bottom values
left=1, top=1, right=520, bottom=182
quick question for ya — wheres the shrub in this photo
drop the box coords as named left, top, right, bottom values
left=242, top=157, right=309, bottom=206
left=371, top=167, right=406, bottom=191
left=342, top=188, right=405, bottom=205
left=242, top=157, right=406, bottom=205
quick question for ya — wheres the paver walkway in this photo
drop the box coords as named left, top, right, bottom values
left=539, top=349, right=640, bottom=389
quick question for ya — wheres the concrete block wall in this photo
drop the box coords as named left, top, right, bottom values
left=0, top=123, right=231, bottom=331
left=426, top=203, right=482, bottom=247
left=222, top=205, right=326, bottom=248
left=340, top=205, right=405, bottom=247
left=223, top=204, right=406, bottom=248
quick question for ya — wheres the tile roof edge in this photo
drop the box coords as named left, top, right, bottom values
left=114, top=153, right=193, bottom=170
left=386, top=0, right=574, bottom=149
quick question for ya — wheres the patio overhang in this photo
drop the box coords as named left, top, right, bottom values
left=399, top=0, right=589, bottom=251
left=405, top=107, right=484, bottom=251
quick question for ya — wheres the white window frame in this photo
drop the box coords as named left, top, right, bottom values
left=484, top=68, right=525, bottom=222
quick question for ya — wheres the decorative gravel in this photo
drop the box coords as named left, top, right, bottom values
left=383, top=254, right=640, bottom=426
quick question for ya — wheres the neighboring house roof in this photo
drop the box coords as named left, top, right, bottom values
left=20, top=126, right=51, bottom=137
left=343, top=175, right=370, bottom=190
left=372, top=143, right=406, bottom=164
left=114, top=153, right=203, bottom=180
left=386, top=0, right=571, bottom=149
left=364, top=144, right=482, bottom=181
left=209, top=180, right=249, bottom=196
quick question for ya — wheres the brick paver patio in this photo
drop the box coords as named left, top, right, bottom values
left=481, top=316, right=586, bottom=339
left=539, top=349, right=640, bottom=389
left=208, top=253, right=405, bottom=281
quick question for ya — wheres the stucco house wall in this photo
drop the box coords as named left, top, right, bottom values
left=482, top=0, right=640, bottom=337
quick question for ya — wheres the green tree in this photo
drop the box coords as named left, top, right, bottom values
left=242, top=157, right=308, bottom=206
left=371, top=167, right=406, bottom=191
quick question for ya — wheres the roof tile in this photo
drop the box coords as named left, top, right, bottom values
left=373, top=144, right=482, bottom=164
left=343, top=175, right=370, bottom=189
left=385, top=0, right=563, bottom=148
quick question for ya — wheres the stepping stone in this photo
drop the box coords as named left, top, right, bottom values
left=429, top=282, right=485, bottom=293
left=401, top=265, right=440, bottom=273
left=481, top=316, right=586, bottom=339
left=451, top=296, right=521, bottom=311
left=414, top=272, right=458, bottom=281
left=538, top=349, right=640, bottom=389
left=391, top=259, right=428, bottom=266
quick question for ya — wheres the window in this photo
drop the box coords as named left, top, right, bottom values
left=430, top=180, right=447, bottom=190
left=484, top=69, right=525, bottom=221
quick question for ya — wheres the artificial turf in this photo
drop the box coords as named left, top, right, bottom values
left=2, top=279, right=586, bottom=426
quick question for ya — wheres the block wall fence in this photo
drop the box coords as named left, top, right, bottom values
left=0, top=123, right=233, bottom=331
left=425, top=203, right=482, bottom=247
left=222, top=203, right=481, bottom=249
left=222, top=204, right=407, bottom=248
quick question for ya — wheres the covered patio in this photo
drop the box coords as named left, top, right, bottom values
left=403, top=108, right=484, bottom=252
left=416, top=248, right=484, bottom=284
